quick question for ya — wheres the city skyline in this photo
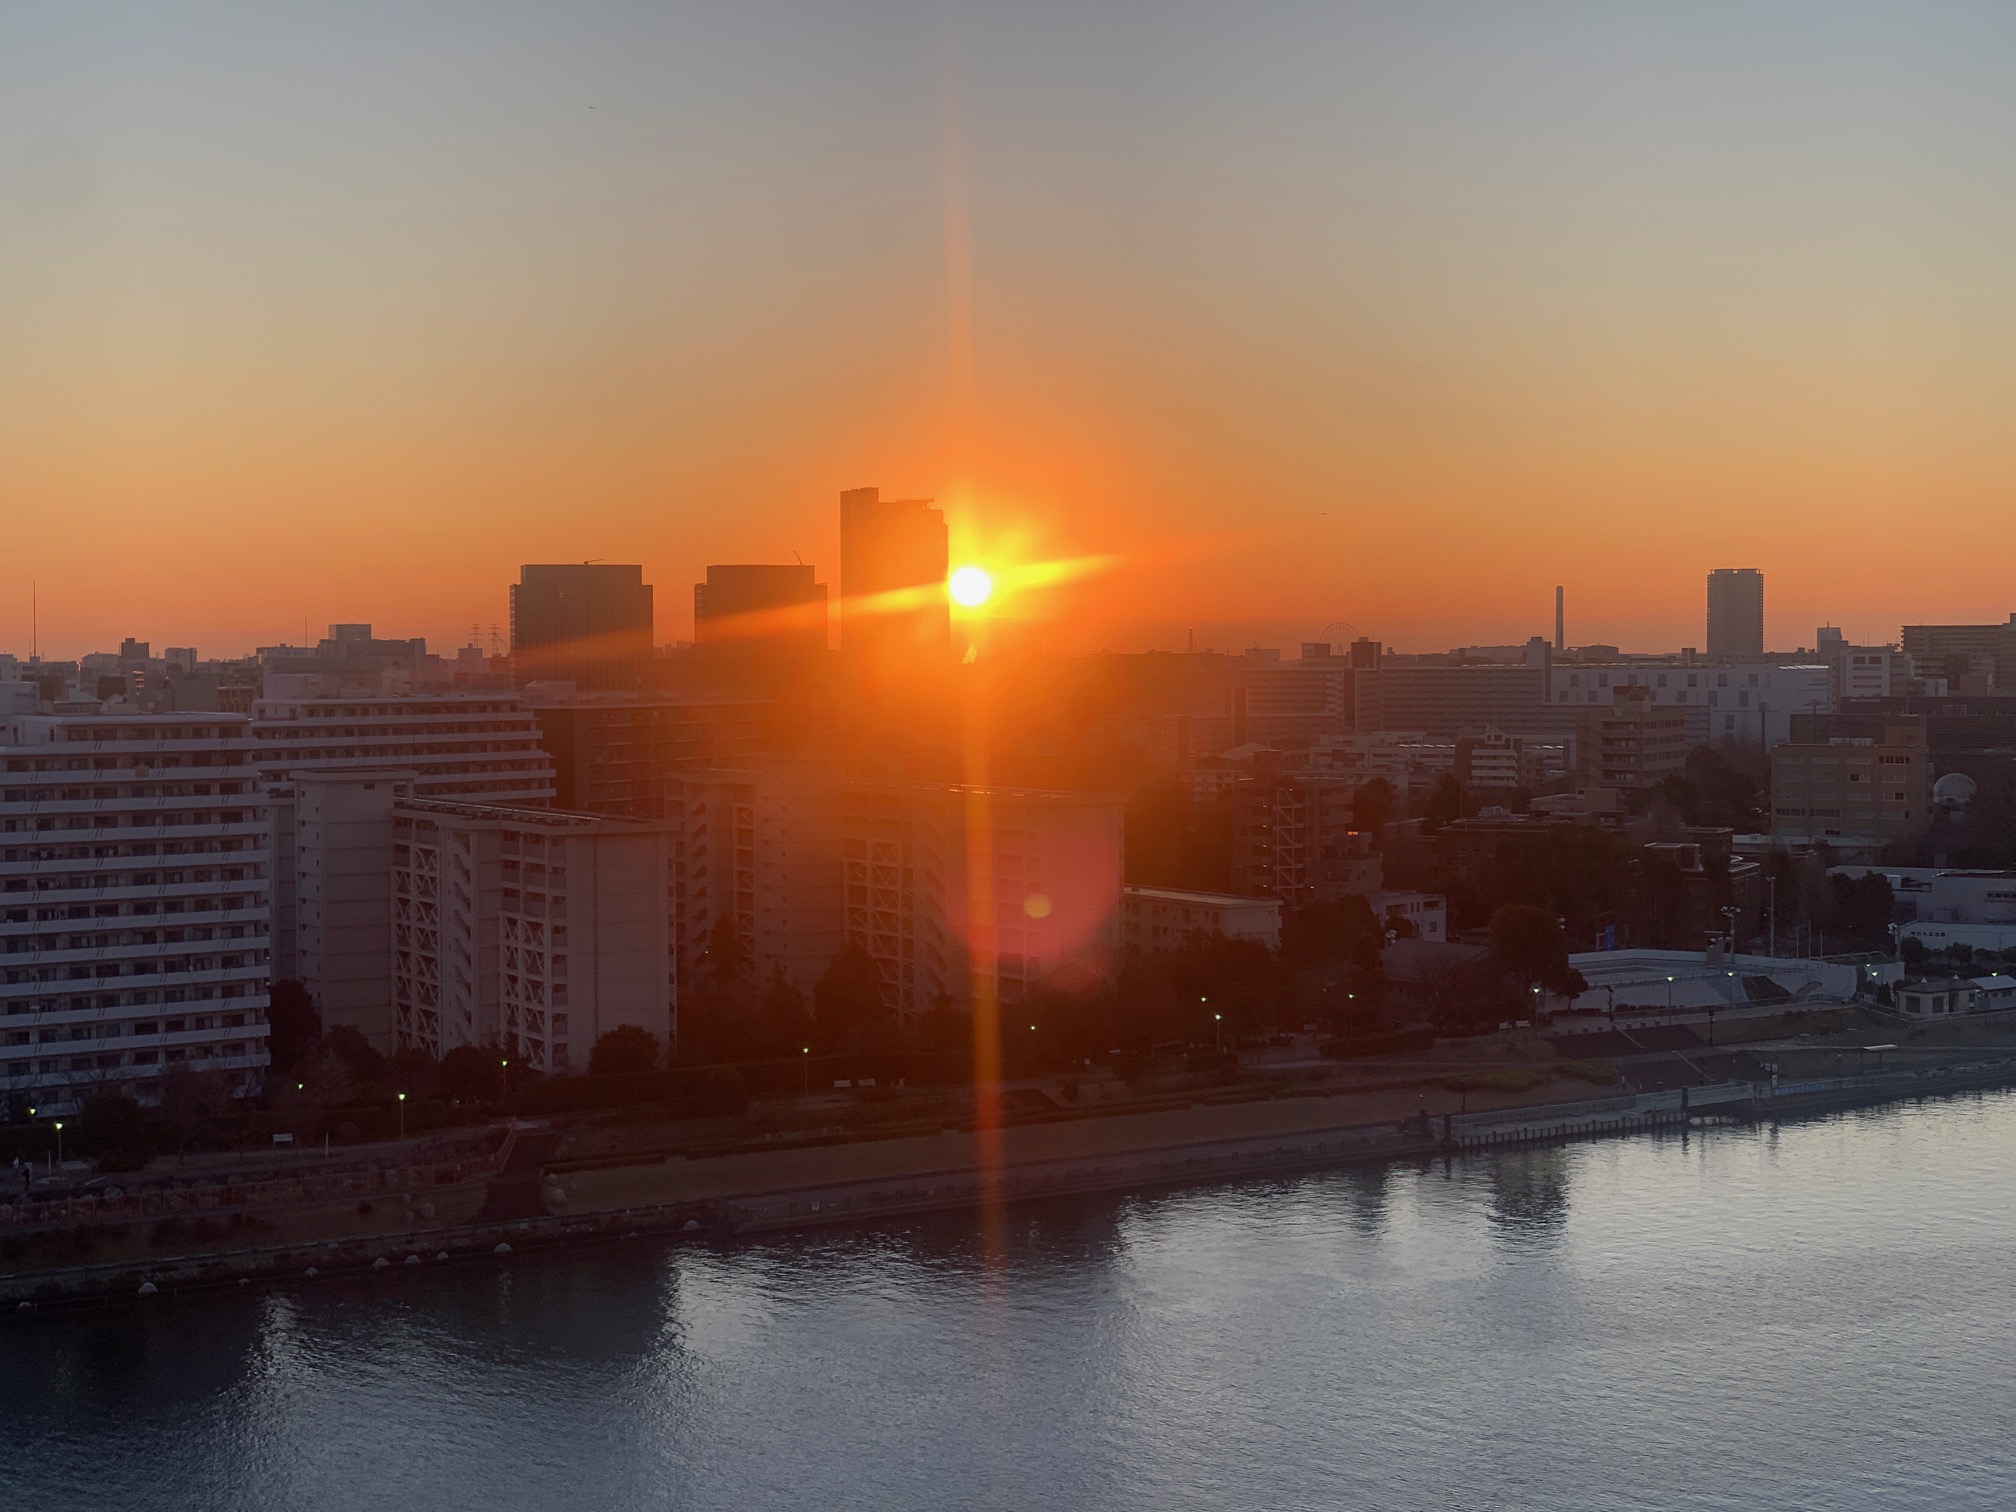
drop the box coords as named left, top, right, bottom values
left=13, top=5, right=2016, bottom=657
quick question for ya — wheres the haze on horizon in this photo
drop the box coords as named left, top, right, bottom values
left=7, top=1, right=2016, bottom=661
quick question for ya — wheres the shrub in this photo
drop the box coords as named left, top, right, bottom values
left=1554, top=1059, right=1619, bottom=1087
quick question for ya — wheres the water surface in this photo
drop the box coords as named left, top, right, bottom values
left=7, top=1092, right=2015, bottom=1511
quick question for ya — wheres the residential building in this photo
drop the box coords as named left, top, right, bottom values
left=1900, top=617, right=2016, bottom=691
left=1122, top=886, right=1282, bottom=954
left=1455, top=729, right=1527, bottom=794
left=839, top=486, right=949, bottom=677
left=267, top=770, right=411, bottom=1047
left=530, top=696, right=773, bottom=820
left=1576, top=687, right=1687, bottom=791
left=1706, top=568, right=1765, bottom=659
left=1351, top=661, right=1563, bottom=741
left=390, top=799, right=674, bottom=1069
left=0, top=713, right=271, bottom=1112
left=840, top=781, right=1124, bottom=1014
left=1547, top=659, right=1830, bottom=748
left=1770, top=714, right=1930, bottom=853
left=665, top=761, right=847, bottom=1000
left=510, top=563, right=656, bottom=692
left=251, top=690, right=556, bottom=805
left=1231, top=774, right=1357, bottom=904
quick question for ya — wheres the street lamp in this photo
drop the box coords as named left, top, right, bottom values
left=499, top=1057, right=509, bottom=1104
left=396, top=1091, right=407, bottom=1140
left=53, top=1120, right=63, bottom=1169
left=1213, top=1012, right=1223, bottom=1050
left=801, top=1045, right=811, bottom=1096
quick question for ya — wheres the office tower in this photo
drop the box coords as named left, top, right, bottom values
left=1706, top=568, right=1765, bottom=659
left=510, top=563, right=655, bottom=692
left=838, top=487, right=949, bottom=676
left=0, top=713, right=271, bottom=1111
left=692, top=564, right=829, bottom=667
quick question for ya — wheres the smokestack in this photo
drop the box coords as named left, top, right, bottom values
left=1554, top=586, right=1565, bottom=651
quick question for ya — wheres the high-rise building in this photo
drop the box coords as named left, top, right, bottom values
left=388, top=798, right=674, bottom=1067
left=529, top=696, right=775, bottom=821
left=841, top=781, right=1123, bottom=1015
left=693, top=564, right=828, bottom=668
left=838, top=487, right=949, bottom=676
left=665, top=761, right=848, bottom=999
left=510, top=563, right=655, bottom=692
left=0, top=714, right=272, bottom=1112
left=251, top=692, right=556, bottom=806
left=1706, top=568, right=1765, bottom=660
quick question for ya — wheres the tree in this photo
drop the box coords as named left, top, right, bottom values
left=323, top=1025, right=386, bottom=1087
left=759, top=969, right=811, bottom=1057
left=266, top=980, right=322, bottom=1077
left=1352, top=778, right=1397, bottom=834
left=1489, top=904, right=1581, bottom=997
left=813, top=944, right=891, bottom=1052
left=1424, top=773, right=1466, bottom=826
left=439, top=1044, right=504, bottom=1102
left=81, top=1090, right=151, bottom=1168
left=588, top=1024, right=661, bottom=1076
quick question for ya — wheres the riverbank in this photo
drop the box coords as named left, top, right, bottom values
left=10, top=1047, right=2016, bottom=1312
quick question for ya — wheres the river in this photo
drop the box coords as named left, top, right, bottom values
left=7, top=1090, right=2016, bottom=1511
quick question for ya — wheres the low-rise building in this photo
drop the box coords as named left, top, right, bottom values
left=1122, top=886, right=1281, bottom=954
left=1896, top=978, right=1977, bottom=1018
left=1368, top=889, right=1447, bottom=943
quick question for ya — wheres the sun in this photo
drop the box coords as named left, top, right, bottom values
left=948, top=564, right=993, bottom=608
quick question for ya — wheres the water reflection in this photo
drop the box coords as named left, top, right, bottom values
left=1485, top=1149, right=1573, bottom=1245
left=9, top=1097, right=2016, bottom=1511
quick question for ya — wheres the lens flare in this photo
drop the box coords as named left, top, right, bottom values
left=948, top=565, right=993, bottom=608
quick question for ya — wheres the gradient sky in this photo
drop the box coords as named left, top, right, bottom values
left=7, top=2, right=2016, bottom=660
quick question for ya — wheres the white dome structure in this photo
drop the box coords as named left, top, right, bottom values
left=1934, top=771, right=1978, bottom=810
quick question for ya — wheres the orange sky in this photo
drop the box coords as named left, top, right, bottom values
left=6, top=5, right=2016, bottom=660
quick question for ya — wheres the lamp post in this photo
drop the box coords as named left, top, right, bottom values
left=801, top=1045, right=811, bottom=1096
left=499, top=1057, right=509, bottom=1105
left=53, top=1120, right=63, bottom=1169
left=1213, top=1013, right=1223, bottom=1050
left=396, top=1091, right=407, bottom=1141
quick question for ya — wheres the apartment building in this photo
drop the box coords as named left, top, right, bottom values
left=1122, top=886, right=1281, bottom=954
left=840, top=782, right=1124, bottom=1014
left=390, top=799, right=673, bottom=1069
left=0, top=714, right=271, bottom=1112
left=531, top=696, right=774, bottom=819
left=664, top=761, right=846, bottom=998
left=1548, top=660, right=1831, bottom=748
left=1231, top=774, right=1357, bottom=905
left=1575, top=687, right=1688, bottom=792
left=251, top=688, right=556, bottom=804
left=1770, top=714, right=1930, bottom=853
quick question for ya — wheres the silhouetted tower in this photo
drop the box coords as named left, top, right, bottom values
left=510, top=563, right=655, bottom=691
left=1706, top=568, right=1765, bottom=660
left=839, top=487, right=949, bottom=678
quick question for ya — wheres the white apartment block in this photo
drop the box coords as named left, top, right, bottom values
left=391, top=798, right=673, bottom=1072
left=1122, top=886, right=1281, bottom=954
left=252, top=688, right=555, bottom=805
left=843, top=782, right=1124, bottom=1015
left=1, top=714, right=270, bottom=1112
left=1547, top=661, right=1831, bottom=749
left=665, top=761, right=845, bottom=999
